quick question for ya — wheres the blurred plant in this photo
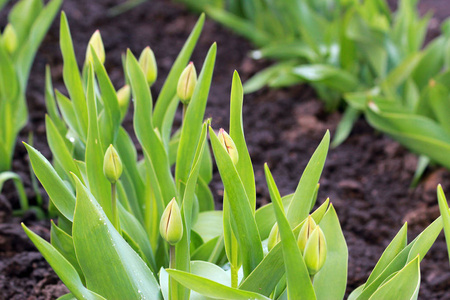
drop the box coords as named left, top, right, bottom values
left=0, top=0, right=62, bottom=212
left=21, top=12, right=443, bottom=299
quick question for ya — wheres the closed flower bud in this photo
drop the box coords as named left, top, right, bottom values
left=177, top=62, right=197, bottom=105
left=218, top=128, right=239, bottom=165
left=117, top=85, right=131, bottom=121
left=160, top=198, right=183, bottom=245
left=267, top=223, right=280, bottom=251
left=3, top=24, right=17, bottom=54
left=139, top=47, right=157, bottom=86
left=103, top=144, right=123, bottom=184
left=297, top=215, right=316, bottom=254
left=303, top=226, right=327, bottom=276
left=85, top=30, right=105, bottom=65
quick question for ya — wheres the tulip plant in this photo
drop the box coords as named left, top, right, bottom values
left=0, top=0, right=62, bottom=211
left=22, top=12, right=444, bottom=300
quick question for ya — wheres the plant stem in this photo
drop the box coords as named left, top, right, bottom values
left=182, top=103, right=187, bottom=122
left=111, top=183, right=119, bottom=230
left=169, top=245, right=176, bottom=300
left=231, top=263, right=238, bottom=288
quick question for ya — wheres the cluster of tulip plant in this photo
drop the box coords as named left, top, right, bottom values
left=0, top=0, right=62, bottom=213
left=170, top=0, right=450, bottom=183
left=20, top=12, right=448, bottom=300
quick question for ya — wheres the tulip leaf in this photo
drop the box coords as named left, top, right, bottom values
left=229, top=71, right=256, bottom=210
left=209, top=126, right=263, bottom=277
left=72, top=175, right=162, bottom=299
left=59, top=12, right=88, bottom=141
left=264, top=164, right=316, bottom=300
left=166, top=269, right=270, bottom=300
left=22, top=224, right=105, bottom=300
left=287, top=131, right=329, bottom=228
left=437, top=185, right=450, bottom=265
left=368, top=256, right=420, bottom=300
left=176, top=43, right=216, bottom=196
left=24, top=143, right=75, bottom=221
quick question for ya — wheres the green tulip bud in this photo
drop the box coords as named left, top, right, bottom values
left=139, top=46, right=157, bottom=86
left=297, top=215, right=316, bottom=254
left=177, top=62, right=197, bottom=105
left=2, top=24, right=17, bottom=54
left=117, top=85, right=131, bottom=121
left=267, top=223, right=280, bottom=251
left=218, top=128, right=239, bottom=165
left=303, top=226, right=327, bottom=276
left=160, top=198, right=184, bottom=245
left=103, top=144, right=123, bottom=184
left=85, top=30, right=105, bottom=65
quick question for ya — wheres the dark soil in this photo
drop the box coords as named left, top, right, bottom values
left=1, top=0, right=450, bottom=299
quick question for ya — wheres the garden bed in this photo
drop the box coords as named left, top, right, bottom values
left=1, top=0, right=450, bottom=299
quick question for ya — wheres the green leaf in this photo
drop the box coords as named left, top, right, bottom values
left=0, top=171, right=28, bottom=211
left=59, top=12, right=88, bottom=141
left=15, top=0, right=62, bottom=88
left=126, top=49, right=176, bottom=204
left=229, top=71, right=256, bottom=210
left=292, top=65, right=359, bottom=93
left=209, top=126, right=263, bottom=277
left=264, top=164, right=316, bottom=300
left=365, top=108, right=450, bottom=170
left=46, top=115, right=81, bottom=183
left=193, top=211, right=223, bottom=242
left=313, top=204, right=348, bottom=300
left=365, top=224, right=408, bottom=287
left=153, top=14, right=205, bottom=128
left=287, top=131, right=329, bottom=228
left=50, top=220, right=84, bottom=281
left=331, top=106, right=360, bottom=148
left=176, top=43, right=216, bottom=196
left=91, top=47, right=121, bottom=147
left=22, top=224, right=105, bottom=300
left=24, top=143, right=75, bottom=221
left=72, top=175, right=162, bottom=299
left=166, top=269, right=270, bottom=300
left=85, top=65, right=112, bottom=219
left=55, top=90, right=81, bottom=137
left=368, top=256, right=420, bottom=300
left=437, top=185, right=450, bottom=266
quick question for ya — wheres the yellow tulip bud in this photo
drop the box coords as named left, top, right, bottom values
left=297, top=215, right=316, bottom=254
left=117, top=85, right=131, bottom=121
left=218, top=128, right=239, bottom=165
left=139, top=46, right=157, bottom=86
left=103, top=144, right=123, bottom=184
left=267, top=223, right=280, bottom=251
left=160, top=198, right=183, bottom=245
left=177, top=62, right=197, bottom=105
left=303, top=226, right=327, bottom=276
left=3, top=24, right=17, bottom=54
left=85, top=30, right=105, bottom=65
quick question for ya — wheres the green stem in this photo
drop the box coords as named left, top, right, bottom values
left=169, top=245, right=177, bottom=300
left=182, top=103, right=187, bottom=122
left=111, top=183, right=119, bottom=230
left=231, top=263, right=238, bottom=288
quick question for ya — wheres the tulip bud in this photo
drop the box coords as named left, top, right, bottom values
left=177, top=62, right=197, bottom=105
left=267, top=223, right=280, bottom=251
left=218, top=128, right=239, bottom=165
left=85, top=30, right=105, bottom=65
left=303, top=226, right=327, bottom=276
left=2, top=24, right=17, bottom=54
left=103, top=144, right=123, bottom=184
left=139, top=47, right=157, bottom=86
left=160, top=198, right=184, bottom=245
left=297, top=215, right=316, bottom=254
left=117, top=85, right=131, bottom=121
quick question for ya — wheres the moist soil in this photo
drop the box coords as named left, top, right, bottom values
left=1, top=0, right=450, bottom=299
